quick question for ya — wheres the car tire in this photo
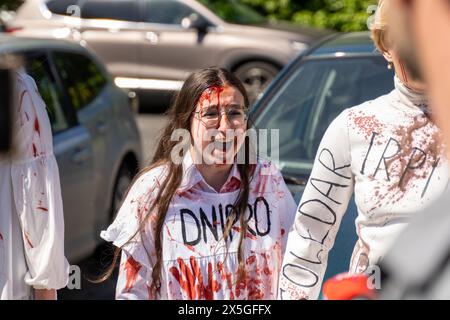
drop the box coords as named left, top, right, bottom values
left=110, top=162, right=136, bottom=222
left=233, top=61, right=280, bottom=105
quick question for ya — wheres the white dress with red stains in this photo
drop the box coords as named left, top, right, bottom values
left=101, top=152, right=297, bottom=299
left=279, top=76, right=449, bottom=300
left=0, top=68, right=69, bottom=299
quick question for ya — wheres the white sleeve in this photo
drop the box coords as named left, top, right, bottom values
left=10, top=69, right=69, bottom=290
left=279, top=110, right=355, bottom=300
left=101, top=169, right=163, bottom=299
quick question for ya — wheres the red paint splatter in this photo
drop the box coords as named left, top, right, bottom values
left=24, top=232, right=33, bottom=248
left=231, top=226, right=257, bottom=240
left=169, top=256, right=221, bottom=300
left=246, top=255, right=256, bottom=265
left=281, top=228, right=285, bottom=236
left=36, top=207, right=48, bottom=212
left=349, top=111, right=384, bottom=140
left=124, top=255, right=142, bottom=292
left=34, top=118, right=41, bottom=136
left=220, top=177, right=241, bottom=193
left=32, top=143, right=38, bottom=157
left=166, top=226, right=175, bottom=241
left=0, top=233, right=3, bottom=240
left=18, top=90, right=28, bottom=113
left=185, top=244, right=196, bottom=253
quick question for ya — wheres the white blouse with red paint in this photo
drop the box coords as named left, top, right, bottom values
left=0, top=68, right=69, bottom=299
left=279, top=76, right=449, bottom=300
left=101, top=152, right=297, bottom=300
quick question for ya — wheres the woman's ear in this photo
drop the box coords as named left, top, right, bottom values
left=382, top=50, right=393, bottom=64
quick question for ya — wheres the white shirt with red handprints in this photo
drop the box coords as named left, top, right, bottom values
left=101, top=152, right=297, bottom=299
left=279, top=76, right=449, bottom=300
left=0, top=68, right=69, bottom=299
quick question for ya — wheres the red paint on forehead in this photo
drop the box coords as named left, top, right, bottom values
left=198, top=86, right=226, bottom=109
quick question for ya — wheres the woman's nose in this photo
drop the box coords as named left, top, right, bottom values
left=217, top=112, right=231, bottom=131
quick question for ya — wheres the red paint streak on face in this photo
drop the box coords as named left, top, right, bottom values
left=195, top=86, right=226, bottom=135
left=24, top=232, right=33, bottom=248
left=36, top=207, right=48, bottom=212
left=34, top=118, right=40, bottom=136
left=281, top=228, right=285, bottom=236
left=124, top=255, right=142, bottom=292
left=32, top=144, right=38, bottom=157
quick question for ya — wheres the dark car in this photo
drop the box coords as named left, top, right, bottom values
left=0, top=35, right=142, bottom=262
left=251, top=32, right=395, bottom=294
left=8, top=0, right=331, bottom=105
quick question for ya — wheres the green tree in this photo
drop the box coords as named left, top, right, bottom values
left=209, top=0, right=378, bottom=32
left=0, top=0, right=24, bottom=11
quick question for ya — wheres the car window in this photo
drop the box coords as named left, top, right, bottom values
left=253, top=57, right=394, bottom=176
left=199, top=0, right=266, bottom=25
left=46, top=0, right=81, bottom=15
left=144, top=0, right=195, bottom=25
left=24, top=52, right=71, bottom=134
left=53, top=52, right=107, bottom=112
left=81, top=0, right=140, bottom=22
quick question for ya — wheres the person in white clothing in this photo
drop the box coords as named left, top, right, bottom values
left=0, top=67, right=69, bottom=300
left=100, top=67, right=297, bottom=299
left=279, top=0, right=449, bottom=300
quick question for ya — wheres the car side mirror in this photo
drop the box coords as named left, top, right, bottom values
left=181, top=13, right=209, bottom=33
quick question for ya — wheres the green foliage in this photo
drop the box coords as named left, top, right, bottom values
left=0, top=0, right=23, bottom=11
left=221, top=0, right=379, bottom=32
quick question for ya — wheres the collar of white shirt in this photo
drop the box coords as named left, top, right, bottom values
left=178, top=150, right=241, bottom=194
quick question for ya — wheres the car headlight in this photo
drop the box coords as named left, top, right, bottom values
left=290, top=40, right=307, bottom=52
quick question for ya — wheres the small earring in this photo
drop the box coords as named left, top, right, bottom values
left=387, top=62, right=393, bottom=70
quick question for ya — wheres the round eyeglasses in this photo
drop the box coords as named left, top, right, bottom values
left=193, top=106, right=248, bottom=128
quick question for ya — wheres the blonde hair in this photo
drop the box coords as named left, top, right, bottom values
left=370, top=0, right=391, bottom=53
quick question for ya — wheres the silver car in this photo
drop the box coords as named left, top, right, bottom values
left=0, top=35, right=142, bottom=263
left=8, top=0, right=330, bottom=103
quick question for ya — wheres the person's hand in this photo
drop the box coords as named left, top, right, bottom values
left=34, top=288, right=57, bottom=300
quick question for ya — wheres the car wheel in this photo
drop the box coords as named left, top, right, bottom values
left=111, top=163, right=135, bottom=221
left=234, top=62, right=280, bottom=105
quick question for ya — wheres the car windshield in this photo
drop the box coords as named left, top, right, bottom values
left=199, top=0, right=266, bottom=25
left=253, top=56, right=394, bottom=178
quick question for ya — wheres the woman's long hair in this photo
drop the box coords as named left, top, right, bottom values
left=96, top=67, right=254, bottom=297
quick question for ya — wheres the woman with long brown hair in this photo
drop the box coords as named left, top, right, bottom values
left=100, top=67, right=297, bottom=299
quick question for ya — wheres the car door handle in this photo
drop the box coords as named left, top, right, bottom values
left=95, top=120, right=108, bottom=134
left=70, top=147, right=91, bottom=164
left=145, top=31, right=159, bottom=44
